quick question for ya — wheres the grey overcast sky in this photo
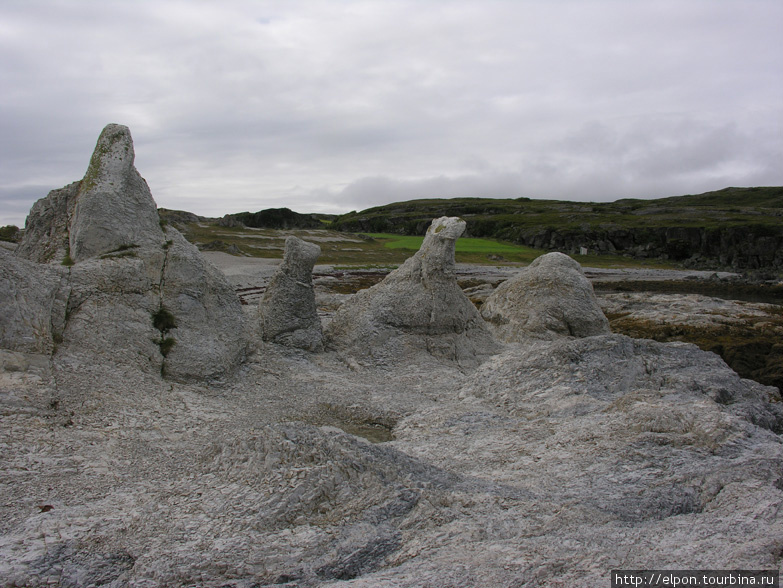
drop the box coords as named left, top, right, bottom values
left=1, top=0, right=782, bottom=226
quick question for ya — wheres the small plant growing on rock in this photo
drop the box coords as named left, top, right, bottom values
left=152, top=306, right=177, bottom=359
left=158, top=336, right=176, bottom=357
left=152, top=307, right=177, bottom=332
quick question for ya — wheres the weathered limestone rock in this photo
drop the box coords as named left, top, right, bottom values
left=481, top=252, right=610, bottom=342
left=325, top=217, right=498, bottom=364
left=160, top=229, right=251, bottom=381
left=258, top=236, right=323, bottom=351
left=69, top=124, right=165, bottom=261
left=14, top=182, right=79, bottom=264
left=59, top=250, right=166, bottom=375
left=49, top=228, right=250, bottom=382
left=16, top=124, right=165, bottom=265
left=8, top=124, right=250, bottom=382
left=460, top=333, right=783, bottom=432
left=0, top=248, right=68, bottom=354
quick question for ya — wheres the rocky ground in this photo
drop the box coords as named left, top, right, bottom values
left=2, top=125, right=782, bottom=587
left=203, top=251, right=783, bottom=395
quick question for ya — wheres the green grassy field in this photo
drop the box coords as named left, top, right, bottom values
left=364, top=232, right=545, bottom=264
left=361, top=233, right=675, bottom=268
left=176, top=221, right=676, bottom=268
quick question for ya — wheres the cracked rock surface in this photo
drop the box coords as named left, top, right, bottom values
left=8, top=124, right=250, bottom=383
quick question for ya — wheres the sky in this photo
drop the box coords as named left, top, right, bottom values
left=1, top=0, right=781, bottom=227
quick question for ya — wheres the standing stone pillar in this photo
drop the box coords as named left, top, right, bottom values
left=258, top=236, right=323, bottom=351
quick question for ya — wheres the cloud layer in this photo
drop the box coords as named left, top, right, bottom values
left=1, top=0, right=781, bottom=226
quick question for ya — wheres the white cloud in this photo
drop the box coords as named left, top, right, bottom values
left=1, top=0, right=781, bottom=227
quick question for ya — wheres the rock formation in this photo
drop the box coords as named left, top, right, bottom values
left=481, top=251, right=610, bottom=342
left=4, top=132, right=783, bottom=586
left=460, top=333, right=783, bottom=432
left=69, top=124, right=165, bottom=261
left=14, top=182, right=80, bottom=264
left=5, top=123, right=249, bottom=381
left=0, top=248, right=68, bottom=354
left=325, top=216, right=498, bottom=365
left=258, top=236, right=323, bottom=351
left=17, top=124, right=165, bottom=264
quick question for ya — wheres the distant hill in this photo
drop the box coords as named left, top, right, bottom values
left=229, top=207, right=323, bottom=230
left=329, top=187, right=783, bottom=272
left=159, top=207, right=335, bottom=231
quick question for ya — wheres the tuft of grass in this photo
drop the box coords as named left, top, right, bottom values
left=152, top=307, right=177, bottom=332
left=152, top=306, right=177, bottom=360
left=158, top=337, right=176, bottom=357
left=61, top=253, right=74, bottom=266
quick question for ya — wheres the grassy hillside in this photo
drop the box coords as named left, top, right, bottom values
left=163, top=187, right=781, bottom=270
left=329, top=187, right=783, bottom=271
left=173, top=222, right=673, bottom=268
left=330, top=187, right=783, bottom=234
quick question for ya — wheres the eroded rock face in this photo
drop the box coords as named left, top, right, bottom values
left=460, top=333, right=783, bottom=432
left=60, top=251, right=166, bottom=375
left=258, top=236, right=323, bottom=351
left=0, top=249, right=68, bottom=354
left=325, top=217, right=498, bottom=365
left=16, top=124, right=164, bottom=265
left=7, top=124, right=250, bottom=382
left=481, top=252, right=610, bottom=342
left=14, top=182, right=80, bottom=264
left=69, top=124, right=165, bottom=262
left=160, top=230, right=251, bottom=381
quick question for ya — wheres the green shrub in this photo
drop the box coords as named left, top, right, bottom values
left=0, top=225, right=20, bottom=242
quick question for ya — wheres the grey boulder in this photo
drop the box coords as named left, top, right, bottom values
left=0, top=248, right=68, bottom=354
left=69, top=124, right=165, bottom=262
left=481, top=251, right=610, bottom=341
left=14, top=182, right=80, bottom=265
left=160, top=229, right=251, bottom=381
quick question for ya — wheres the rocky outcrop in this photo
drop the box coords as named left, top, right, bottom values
left=5, top=132, right=783, bottom=586
left=160, top=230, right=250, bottom=381
left=598, top=290, right=783, bottom=393
left=481, top=252, right=610, bottom=342
left=460, top=333, right=782, bottom=432
left=325, top=217, right=499, bottom=365
left=59, top=249, right=167, bottom=375
left=69, top=124, right=165, bottom=262
left=508, top=224, right=783, bottom=270
left=16, top=125, right=165, bottom=264
left=230, top=207, right=322, bottom=229
left=258, top=236, right=323, bottom=351
left=14, top=181, right=80, bottom=264
left=0, top=248, right=68, bottom=354
left=5, top=124, right=250, bottom=382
